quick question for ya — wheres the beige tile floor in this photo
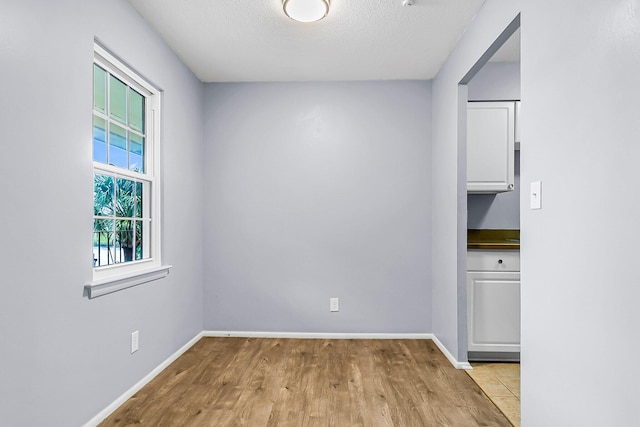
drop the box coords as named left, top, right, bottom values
left=467, top=362, right=520, bottom=427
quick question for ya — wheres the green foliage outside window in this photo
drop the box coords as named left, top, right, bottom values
left=93, top=174, right=143, bottom=263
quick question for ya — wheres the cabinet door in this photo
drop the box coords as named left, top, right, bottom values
left=467, top=271, right=520, bottom=352
left=467, top=101, right=515, bottom=193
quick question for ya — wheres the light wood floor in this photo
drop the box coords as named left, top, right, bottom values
left=100, top=338, right=511, bottom=426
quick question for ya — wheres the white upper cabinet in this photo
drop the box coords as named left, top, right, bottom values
left=467, top=101, right=515, bottom=193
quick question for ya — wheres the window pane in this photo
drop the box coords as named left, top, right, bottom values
left=93, top=219, right=114, bottom=267
left=93, top=115, right=107, bottom=164
left=116, top=178, right=135, bottom=218
left=109, top=75, right=127, bottom=124
left=93, top=65, right=106, bottom=113
left=135, top=182, right=143, bottom=218
left=135, top=220, right=143, bottom=260
left=108, top=123, right=128, bottom=169
left=116, top=220, right=134, bottom=262
left=129, top=89, right=145, bottom=133
left=129, top=133, right=144, bottom=173
left=93, top=174, right=114, bottom=216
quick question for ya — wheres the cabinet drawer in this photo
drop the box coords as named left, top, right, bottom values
left=467, top=250, right=520, bottom=272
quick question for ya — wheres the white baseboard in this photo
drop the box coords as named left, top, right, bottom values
left=430, top=335, right=473, bottom=370
left=85, top=330, right=470, bottom=425
left=203, top=330, right=435, bottom=340
left=83, top=331, right=204, bottom=427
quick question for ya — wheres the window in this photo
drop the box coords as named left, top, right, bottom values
left=90, top=44, right=166, bottom=292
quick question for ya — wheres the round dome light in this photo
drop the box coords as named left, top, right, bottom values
left=283, top=0, right=330, bottom=23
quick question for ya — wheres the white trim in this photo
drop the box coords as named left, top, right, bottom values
left=94, top=43, right=157, bottom=95
left=93, top=162, right=149, bottom=182
left=85, top=265, right=172, bottom=298
left=83, top=332, right=204, bottom=427
left=202, top=330, right=435, bottom=340
left=430, top=335, right=473, bottom=370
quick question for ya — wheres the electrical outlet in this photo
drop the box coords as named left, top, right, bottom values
left=330, top=298, right=339, bottom=312
left=131, top=330, right=139, bottom=353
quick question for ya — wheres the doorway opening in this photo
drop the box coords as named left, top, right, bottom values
left=459, top=16, right=521, bottom=427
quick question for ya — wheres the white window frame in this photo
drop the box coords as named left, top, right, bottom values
left=86, top=43, right=170, bottom=298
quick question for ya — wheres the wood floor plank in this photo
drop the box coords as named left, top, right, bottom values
left=100, top=338, right=511, bottom=427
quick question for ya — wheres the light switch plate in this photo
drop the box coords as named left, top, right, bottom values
left=530, top=181, right=542, bottom=210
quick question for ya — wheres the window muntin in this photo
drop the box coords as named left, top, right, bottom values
left=92, top=45, right=160, bottom=279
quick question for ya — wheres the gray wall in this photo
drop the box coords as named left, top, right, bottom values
left=467, top=152, right=520, bottom=229
left=431, top=0, right=521, bottom=362
left=467, top=61, right=521, bottom=230
left=202, top=81, right=432, bottom=333
left=521, top=0, right=640, bottom=424
left=468, top=61, right=521, bottom=101
left=0, top=1, right=204, bottom=425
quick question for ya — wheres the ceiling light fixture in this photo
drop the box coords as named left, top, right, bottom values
left=283, top=0, right=329, bottom=23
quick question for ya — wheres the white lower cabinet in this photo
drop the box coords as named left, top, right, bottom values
left=467, top=251, right=520, bottom=354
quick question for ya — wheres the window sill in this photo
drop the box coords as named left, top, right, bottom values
left=85, top=265, right=172, bottom=299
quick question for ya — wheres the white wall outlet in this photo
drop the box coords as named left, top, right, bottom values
left=330, top=298, right=339, bottom=312
left=131, top=330, right=139, bottom=353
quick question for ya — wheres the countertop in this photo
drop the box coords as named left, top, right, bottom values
left=467, top=229, right=520, bottom=250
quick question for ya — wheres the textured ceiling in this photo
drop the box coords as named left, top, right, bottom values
left=127, top=0, right=488, bottom=82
